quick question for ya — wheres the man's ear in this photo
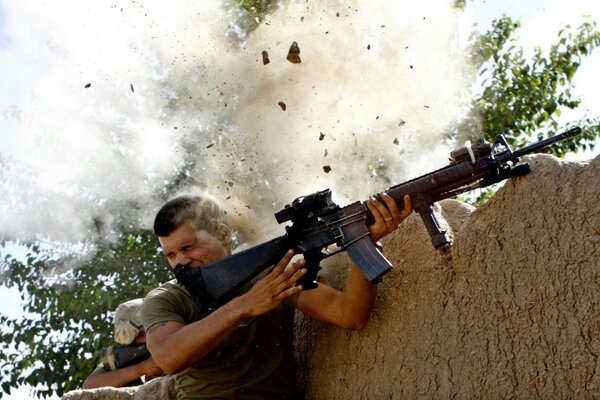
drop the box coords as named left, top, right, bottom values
left=216, top=223, right=232, bottom=251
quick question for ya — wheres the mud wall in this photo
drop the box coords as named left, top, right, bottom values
left=64, top=153, right=600, bottom=399
left=295, top=154, right=600, bottom=399
left=62, top=376, right=175, bottom=400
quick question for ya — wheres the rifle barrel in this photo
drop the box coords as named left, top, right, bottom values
left=512, top=127, right=582, bottom=158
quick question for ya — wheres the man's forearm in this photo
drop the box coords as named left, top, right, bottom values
left=339, top=266, right=378, bottom=329
left=82, top=363, right=145, bottom=389
left=296, top=265, right=377, bottom=330
left=146, top=298, right=250, bottom=375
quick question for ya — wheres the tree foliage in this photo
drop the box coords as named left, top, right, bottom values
left=0, top=232, right=171, bottom=398
left=459, top=16, right=600, bottom=156
left=225, top=0, right=278, bottom=35
left=456, top=16, right=600, bottom=205
left=0, top=5, right=599, bottom=399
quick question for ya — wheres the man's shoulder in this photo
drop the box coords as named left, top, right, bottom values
left=145, top=279, right=188, bottom=299
left=142, top=279, right=198, bottom=329
left=143, top=279, right=194, bottom=316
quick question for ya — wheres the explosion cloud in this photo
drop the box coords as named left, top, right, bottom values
left=0, top=0, right=473, bottom=245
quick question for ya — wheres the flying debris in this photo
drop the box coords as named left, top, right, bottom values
left=286, top=42, right=301, bottom=64
left=130, top=83, right=134, bottom=93
left=262, top=50, right=270, bottom=65
left=319, top=132, right=325, bottom=141
left=84, top=83, right=91, bottom=88
left=322, top=165, right=332, bottom=173
left=393, top=138, right=399, bottom=145
left=278, top=101, right=286, bottom=111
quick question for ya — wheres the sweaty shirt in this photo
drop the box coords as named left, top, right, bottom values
left=141, top=280, right=298, bottom=400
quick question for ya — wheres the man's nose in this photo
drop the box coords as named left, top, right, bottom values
left=175, top=252, right=192, bottom=266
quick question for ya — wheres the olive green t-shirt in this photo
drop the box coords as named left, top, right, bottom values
left=141, top=280, right=297, bottom=400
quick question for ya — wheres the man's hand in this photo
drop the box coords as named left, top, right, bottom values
left=367, top=193, right=412, bottom=242
left=236, top=250, right=306, bottom=318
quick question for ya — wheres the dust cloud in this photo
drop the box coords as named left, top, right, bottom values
left=0, top=0, right=473, bottom=245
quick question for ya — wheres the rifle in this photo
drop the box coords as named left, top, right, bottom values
left=101, top=343, right=150, bottom=371
left=174, top=127, right=582, bottom=313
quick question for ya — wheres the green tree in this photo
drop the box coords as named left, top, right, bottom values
left=456, top=16, right=600, bottom=205
left=0, top=232, right=171, bottom=398
left=459, top=16, right=600, bottom=156
left=225, top=0, right=278, bottom=36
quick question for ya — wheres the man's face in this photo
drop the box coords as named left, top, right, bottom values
left=159, top=222, right=231, bottom=269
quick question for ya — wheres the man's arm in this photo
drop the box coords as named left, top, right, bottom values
left=295, top=266, right=377, bottom=329
left=82, top=357, right=162, bottom=389
left=146, top=251, right=307, bottom=375
left=296, top=194, right=412, bottom=329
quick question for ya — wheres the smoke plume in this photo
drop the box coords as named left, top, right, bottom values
left=0, top=0, right=473, bottom=244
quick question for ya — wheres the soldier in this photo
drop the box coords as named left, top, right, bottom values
left=82, top=298, right=163, bottom=389
left=141, top=193, right=411, bottom=399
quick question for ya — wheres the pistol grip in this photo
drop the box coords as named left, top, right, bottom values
left=296, top=249, right=322, bottom=290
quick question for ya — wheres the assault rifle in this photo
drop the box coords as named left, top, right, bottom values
left=174, top=127, right=582, bottom=312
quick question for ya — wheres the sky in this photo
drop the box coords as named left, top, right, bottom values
left=0, top=0, right=598, bottom=399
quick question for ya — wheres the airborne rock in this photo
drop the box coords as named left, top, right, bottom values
left=286, top=41, right=301, bottom=64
